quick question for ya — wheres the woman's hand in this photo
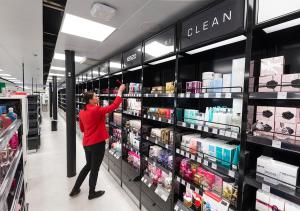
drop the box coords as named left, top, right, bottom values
left=117, top=84, right=126, bottom=96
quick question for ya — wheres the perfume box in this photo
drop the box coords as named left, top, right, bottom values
left=277, top=160, right=298, bottom=189
left=285, top=201, right=300, bottom=211
left=256, top=155, right=273, bottom=175
left=222, top=74, right=232, bottom=93
left=203, top=79, right=213, bottom=93
left=165, top=81, right=175, bottom=94
left=257, top=106, right=275, bottom=122
left=186, top=81, right=201, bottom=93
left=202, top=72, right=214, bottom=80
left=260, top=56, right=285, bottom=76
left=231, top=58, right=245, bottom=92
left=255, top=189, right=270, bottom=211
left=275, top=107, right=300, bottom=124
left=281, top=73, right=300, bottom=92
left=258, top=75, right=282, bottom=92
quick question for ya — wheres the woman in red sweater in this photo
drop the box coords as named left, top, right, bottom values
left=70, top=84, right=125, bottom=200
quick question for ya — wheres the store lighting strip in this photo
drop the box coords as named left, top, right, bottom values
left=128, top=65, right=142, bottom=71
left=149, top=55, right=176, bottom=65
left=51, top=66, right=65, bottom=71
left=112, top=72, right=122, bottom=76
left=263, top=17, right=300, bottom=33
left=186, top=35, right=247, bottom=55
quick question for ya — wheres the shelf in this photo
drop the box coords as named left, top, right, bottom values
left=144, top=93, right=175, bottom=98
left=122, top=110, right=141, bottom=117
left=10, top=171, right=24, bottom=211
left=108, top=149, right=121, bottom=160
left=249, top=92, right=300, bottom=100
left=175, top=148, right=237, bottom=180
left=144, top=156, right=172, bottom=175
left=123, top=143, right=140, bottom=155
left=109, top=122, right=122, bottom=129
left=0, top=148, right=22, bottom=207
left=143, top=114, right=173, bottom=124
left=175, top=175, right=204, bottom=195
left=143, top=135, right=173, bottom=151
left=110, top=94, right=117, bottom=97
left=244, top=174, right=300, bottom=206
left=0, top=120, right=22, bottom=150
left=123, top=93, right=142, bottom=98
left=178, top=92, right=242, bottom=99
left=247, top=135, right=300, bottom=154
left=177, top=121, right=240, bottom=141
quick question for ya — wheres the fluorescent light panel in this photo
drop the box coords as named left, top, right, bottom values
left=145, top=41, right=173, bottom=57
left=0, top=74, right=11, bottom=77
left=54, top=53, right=85, bottom=63
left=128, top=65, right=142, bottom=72
left=49, top=73, right=64, bottom=77
left=61, top=13, right=116, bottom=42
left=263, top=17, right=300, bottom=33
left=113, top=72, right=122, bottom=76
left=149, top=55, right=176, bottom=65
left=51, top=66, right=65, bottom=71
left=186, top=35, right=247, bottom=55
left=110, top=62, right=121, bottom=69
left=100, top=72, right=106, bottom=76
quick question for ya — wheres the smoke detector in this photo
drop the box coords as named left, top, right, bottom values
left=90, top=3, right=116, bottom=21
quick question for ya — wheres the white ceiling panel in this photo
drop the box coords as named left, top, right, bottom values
left=0, top=0, right=43, bottom=88
left=52, top=0, right=214, bottom=77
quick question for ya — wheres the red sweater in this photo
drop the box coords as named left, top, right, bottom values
left=79, top=96, right=122, bottom=146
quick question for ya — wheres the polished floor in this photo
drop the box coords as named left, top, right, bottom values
left=26, top=111, right=139, bottom=211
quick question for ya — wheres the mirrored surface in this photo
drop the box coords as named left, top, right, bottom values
left=123, top=44, right=142, bottom=69
left=110, top=55, right=122, bottom=73
left=99, top=61, right=109, bottom=76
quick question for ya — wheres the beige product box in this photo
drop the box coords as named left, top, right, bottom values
left=256, top=190, right=270, bottom=211
left=231, top=58, right=245, bottom=92
left=260, top=56, right=285, bottom=76
left=268, top=194, right=285, bottom=211
left=281, top=73, right=300, bottom=92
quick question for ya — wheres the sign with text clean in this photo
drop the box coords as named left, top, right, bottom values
left=180, top=0, right=245, bottom=50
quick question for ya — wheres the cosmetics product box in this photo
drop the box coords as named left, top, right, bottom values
left=223, top=182, right=237, bottom=207
left=255, top=190, right=270, bottom=211
left=202, top=72, right=214, bottom=80
left=274, top=121, right=297, bottom=141
left=151, top=128, right=162, bottom=138
left=151, top=86, right=164, bottom=94
left=186, top=82, right=193, bottom=94
left=165, top=81, right=175, bottom=94
left=260, top=56, right=284, bottom=76
left=285, top=201, right=300, bottom=211
left=202, top=79, right=213, bottom=93
left=277, top=160, right=298, bottom=189
left=268, top=194, right=285, bottom=211
left=217, top=144, right=237, bottom=169
left=275, top=107, right=300, bottom=124
left=256, top=106, right=275, bottom=122
left=256, top=156, right=274, bottom=175
left=253, top=130, right=274, bottom=139
left=222, top=74, right=232, bottom=92
left=213, top=78, right=223, bottom=93
left=231, top=58, right=245, bottom=92
left=186, top=81, right=201, bottom=94
left=281, top=73, right=300, bottom=92
left=258, top=75, right=282, bottom=92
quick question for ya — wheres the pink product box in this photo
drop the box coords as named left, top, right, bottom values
left=281, top=73, right=300, bottom=92
left=186, top=81, right=201, bottom=94
left=258, top=75, right=282, bottom=92
left=256, top=106, right=275, bottom=122
left=274, top=122, right=300, bottom=143
left=275, top=107, right=300, bottom=124
left=260, top=56, right=284, bottom=76
left=254, top=119, right=275, bottom=133
left=249, top=77, right=255, bottom=92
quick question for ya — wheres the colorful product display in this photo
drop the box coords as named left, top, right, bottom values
left=145, top=162, right=172, bottom=192
left=113, top=113, right=122, bottom=126
left=150, top=127, right=173, bottom=145
left=149, top=145, right=173, bottom=169
left=183, top=188, right=202, bottom=210
left=128, top=83, right=142, bottom=93
left=124, top=98, right=141, bottom=115
left=145, top=107, right=174, bottom=119
left=127, top=151, right=140, bottom=169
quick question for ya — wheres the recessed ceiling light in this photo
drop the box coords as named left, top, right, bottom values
left=61, top=13, right=116, bottom=42
left=145, top=41, right=174, bottom=57
left=54, top=53, right=85, bottom=63
left=263, top=17, right=300, bottom=33
left=110, top=62, right=121, bottom=69
left=51, top=66, right=65, bottom=71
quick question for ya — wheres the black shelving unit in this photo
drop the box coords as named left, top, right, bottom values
left=57, top=1, right=300, bottom=210
left=27, top=95, right=41, bottom=151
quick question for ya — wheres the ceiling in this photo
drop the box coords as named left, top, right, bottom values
left=0, top=0, right=43, bottom=89
left=49, top=0, right=214, bottom=83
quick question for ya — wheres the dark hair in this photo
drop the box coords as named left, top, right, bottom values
left=83, top=91, right=95, bottom=110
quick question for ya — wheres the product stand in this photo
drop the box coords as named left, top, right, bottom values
left=57, top=0, right=300, bottom=210
left=27, top=95, right=41, bottom=151
left=0, top=97, right=28, bottom=211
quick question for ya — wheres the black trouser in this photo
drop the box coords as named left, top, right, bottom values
left=73, top=142, right=105, bottom=193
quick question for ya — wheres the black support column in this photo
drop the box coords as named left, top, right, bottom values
left=65, top=50, right=76, bottom=177
left=51, top=76, right=58, bottom=131
left=49, top=82, right=53, bottom=118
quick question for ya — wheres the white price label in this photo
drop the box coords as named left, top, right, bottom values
left=186, top=152, right=190, bottom=158
left=180, top=150, right=185, bottom=156
left=148, top=183, right=152, bottom=188
left=195, top=93, right=200, bottom=98
left=155, top=94, right=158, bottom=97
left=177, top=177, right=181, bottom=182
left=272, top=140, right=282, bottom=149
left=179, top=93, right=184, bottom=98
left=174, top=205, right=179, bottom=211
left=216, top=93, right=221, bottom=98
left=186, top=93, right=190, bottom=98
left=197, top=125, right=202, bottom=130
left=231, top=132, right=238, bottom=139
left=204, top=127, right=209, bottom=132
left=176, top=149, right=180, bottom=153
left=212, top=163, right=217, bottom=170
left=225, top=131, right=232, bottom=137
left=262, top=184, right=270, bottom=193
left=219, top=130, right=225, bottom=136
left=186, top=183, right=191, bottom=189
left=153, top=162, right=156, bottom=167
left=165, top=144, right=168, bottom=149
left=145, top=157, right=148, bottom=161
left=229, top=170, right=235, bottom=178
left=204, top=160, right=208, bottom=166
left=212, top=128, right=218, bottom=134
left=277, top=92, right=287, bottom=99
left=190, top=124, right=195, bottom=129
left=182, top=122, right=186, bottom=127
left=197, top=157, right=202, bottom=163
left=146, top=136, right=149, bottom=140
left=225, top=93, right=232, bottom=98
left=191, top=155, right=195, bottom=160
left=181, top=179, right=186, bottom=185
left=168, top=119, right=172, bottom=123
left=204, top=93, right=209, bottom=98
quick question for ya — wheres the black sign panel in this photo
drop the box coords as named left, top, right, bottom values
left=99, top=62, right=109, bottom=76
left=144, top=27, right=175, bottom=62
left=110, top=55, right=122, bottom=73
left=180, top=0, right=245, bottom=50
left=123, top=45, right=142, bottom=69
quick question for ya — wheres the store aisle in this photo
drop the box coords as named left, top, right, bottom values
left=26, top=112, right=140, bottom=211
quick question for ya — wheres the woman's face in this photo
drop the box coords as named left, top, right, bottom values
left=89, top=93, right=99, bottom=105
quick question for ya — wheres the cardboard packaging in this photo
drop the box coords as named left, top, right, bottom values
left=285, top=201, right=300, bottom=211
left=231, top=58, right=245, bottom=92
left=203, top=79, right=213, bottom=93
left=260, top=56, right=285, bottom=76
left=165, top=81, right=175, bottom=94
left=257, top=106, right=275, bottom=122
left=275, top=107, right=300, bottom=124
left=258, top=75, right=282, bottom=92
left=222, top=73, right=232, bottom=92
left=151, top=86, right=164, bottom=94
left=281, top=73, right=300, bottom=92
left=186, top=81, right=201, bottom=94
left=255, top=189, right=270, bottom=211
left=202, top=72, right=214, bottom=80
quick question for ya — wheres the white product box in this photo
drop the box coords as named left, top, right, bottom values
left=277, top=161, right=299, bottom=189
left=231, top=58, right=245, bottom=92
left=202, top=72, right=214, bottom=80
left=257, top=156, right=274, bottom=175
left=268, top=194, right=285, bottom=211
left=222, top=73, right=232, bottom=92
left=232, top=99, right=243, bottom=115
left=285, top=201, right=300, bottom=211
left=256, top=190, right=270, bottom=211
